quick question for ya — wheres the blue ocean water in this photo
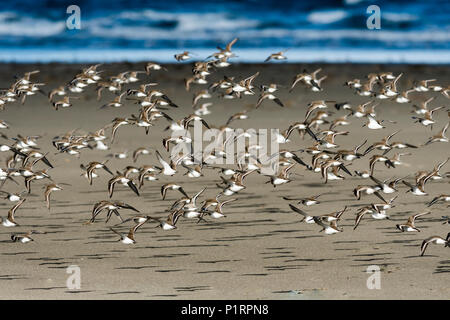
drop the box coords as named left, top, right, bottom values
left=0, top=0, right=449, bottom=63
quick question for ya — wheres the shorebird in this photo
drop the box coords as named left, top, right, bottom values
left=389, top=153, right=411, bottom=166
left=87, top=200, right=139, bottom=224
left=313, top=216, right=343, bottom=235
left=221, top=170, right=255, bottom=195
left=353, top=185, right=386, bottom=202
left=255, top=91, right=284, bottom=109
left=174, top=51, right=191, bottom=62
left=22, top=150, right=53, bottom=168
left=354, top=170, right=370, bottom=179
left=320, top=158, right=351, bottom=183
left=156, top=150, right=181, bottom=176
left=402, top=178, right=430, bottom=196
left=320, top=206, right=347, bottom=222
left=194, top=102, right=213, bottom=116
left=44, top=183, right=63, bottom=210
left=183, top=114, right=210, bottom=129
left=350, top=101, right=374, bottom=118
left=369, top=175, right=402, bottom=194
left=266, top=163, right=295, bottom=187
left=428, top=194, right=450, bottom=207
left=1, top=199, right=26, bottom=227
left=264, top=51, right=288, bottom=62
left=353, top=196, right=395, bottom=228
left=318, top=131, right=348, bottom=149
left=161, top=183, right=188, bottom=200
left=376, top=72, right=402, bottom=99
left=329, top=140, right=366, bottom=161
left=226, top=111, right=249, bottom=126
left=109, top=117, right=132, bottom=144
left=309, top=75, right=326, bottom=92
left=363, top=115, right=385, bottom=130
left=110, top=219, right=149, bottom=244
left=403, top=158, right=449, bottom=195
left=363, top=131, right=399, bottom=155
left=412, top=106, right=443, bottom=128
left=100, top=92, right=126, bottom=109
left=420, top=233, right=450, bottom=256
left=411, top=97, right=435, bottom=115
left=52, top=96, right=78, bottom=110
left=199, top=198, right=236, bottom=221
left=345, top=79, right=362, bottom=89
left=289, top=204, right=315, bottom=223
left=208, top=38, right=238, bottom=59
left=145, top=62, right=167, bottom=74
left=395, top=88, right=415, bottom=103
left=108, top=172, right=140, bottom=198
left=148, top=209, right=183, bottom=230
left=162, top=135, right=191, bottom=152
left=11, top=230, right=45, bottom=243
left=423, top=122, right=449, bottom=145
left=369, top=155, right=395, bottom=175
left=290, top=68, right=322, bottom=92
left=179, top=188, right=206, bottom=219
left=0, top=190, right=26, bottom=202
left=396, top=211, right=431, bottom=232
left=356, top=76, right=377, bottom=96
left=82, top=161, right=114, bottom=185
left=304, top=100, right=331, bottom=119
left=353, top=206, right=374, bottom=230
left=48, top=86, right=67, bottom=101
left=413, top=79, right=437, bottom=92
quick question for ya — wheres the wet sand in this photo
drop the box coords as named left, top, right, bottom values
left=0, top=62, right=449, bottom=299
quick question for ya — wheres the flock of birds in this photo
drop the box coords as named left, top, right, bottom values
left=0, top=38, right=449, bottom=258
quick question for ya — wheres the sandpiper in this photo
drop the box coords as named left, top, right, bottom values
left=369, top=155, right=395, bottom=175
left=199, top=198, right=236, bottom=221
left=428, top=194, right=450, bottom=207
left=363, top=115, right=385, bottom=130
left=148, top=209, right=183, bottom=230
left=353, top=185, right=386, bottom=202
left=353, top=206, right=374, bottom=230
left=255, top=92, right=284, bottom=109
left=313, top=216, right=343, bottom=235
left=0, top=190, right=26, bottom=202
left=264, top=50, right=288, bottom=62
left=87, top=200, right=139, bottom=224
left=289, top=204, right=315, bottom=223
left=82, top=161, right=114, bottom=185
left=161, top=183, right=189, bottom=200
left=423, top=122, right=449, bottom=145
left=11, top=230, right=45, bottom=243
left=156, top=150, right=179, bottom=176
left=420, top=233, right=450, bottom=256
left=1, top=199, right=26, bottom=227
left=396, top=211, right=431, bottom=232
left=44, top=183, right=63, bottom=210
left=174, top=51, right=191, bottom=62
left=108, top=172, right=140, bottom=198
left=110, top=219, right=149, bottom=244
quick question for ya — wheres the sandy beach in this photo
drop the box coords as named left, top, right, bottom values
left=0, top=62, right=449, bottom=300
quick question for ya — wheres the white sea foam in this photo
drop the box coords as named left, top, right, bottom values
left=383, top=12, right=418, bottom=22
left=1, top=48, right=448, bottom=64
left=0, top=12, right=64, bottom=37
left=307, top=10, right=349, bottom=24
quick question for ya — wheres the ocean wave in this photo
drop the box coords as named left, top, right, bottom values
left=0, top=11, right=65, bottom=37
left=307, top=10, right=349, bottom=24
left=0, top=0, right=448, bottom=63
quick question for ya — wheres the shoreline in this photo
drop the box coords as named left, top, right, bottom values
left=1, top=48, right=450, bottom=65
